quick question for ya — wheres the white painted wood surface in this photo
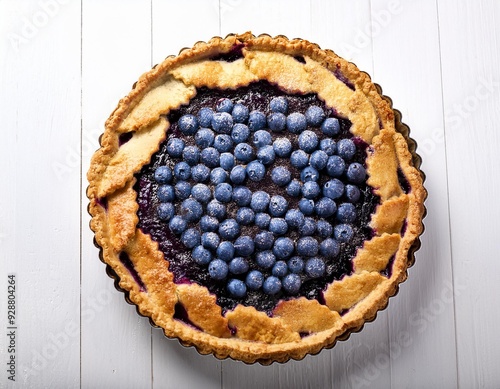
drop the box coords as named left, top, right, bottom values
left=0, top=0, right=499, bottom=387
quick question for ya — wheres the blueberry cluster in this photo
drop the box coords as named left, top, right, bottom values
left=152, top=96, right=366, bottom=299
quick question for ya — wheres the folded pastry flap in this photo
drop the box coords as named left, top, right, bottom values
left=370, top=194, right=409, bottom=235
left=124, top=230, right=177, bottom=318
left=98, top=118, right=167, bottom=198
left=117, top=78, right=196, bottom=133
left=366, top=129, right=403, bottom=200
left=175, top=284, right=231, bottom=338
left=323, top=272, right=387, bottom=312
left=273, top=297, right=344, bottom=333
left=225, top=305, right=301, bottom=344
left=353, top=233, right=401, bottom=273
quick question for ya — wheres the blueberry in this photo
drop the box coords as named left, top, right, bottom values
left=315, top=197, right=337, bottom=218
left=250, top=191, right=270, bottom=212
left=298, top=198, right=315, bottom=215
left=214, top=183, right=233, bottom=203
left=192, top=245, right=212, bottom=265
left=287, top=256, right=304, bottom=274
left=166, top=138, right=185, bottom=158
left=254, top=231, right=274, bottom=250
left=346, top=162, right=366, bottom=184
left=269, top=96, right=288, bottom=113
left=219, top=152, right=235, bottom=171
left=317, top=220, right=333, bottom=238
left=272, top=237, right=294, bottom=260
left=252, top=129, right=272, bottom=148
left=272, top=261, right=288, bottom=277
left=210, top=167, right=229, bottom=185
left=326, top=156, right=346, bottom=177
left=300, top=166, right=320, bottom=182
left=282, top=273, right=301, bottom=294
left=246, top=160, right=266, bottom=182
left=271, top=166, right=292, bottom=187
left=320, top=138, right=336, bottom=156
left=191, top=183, right=212, bottom=204
left=319, top=238, right=340, bottom=257
left=263, top=276, right=282, bottom=295
left=229, top=257, right=249, bottom=275
left=157, top=185, right=175, bottom=202
left=286, top=179, right=302, bottom=197
left=202, top=232, right=220, bottom=251
left=296, top=237, right=319, bottom=257
left=208, top=259, right=229, bottom=280
left=213, top=134, right=233, bottom=153
left=298, top=217, right=316, bottom=236
left=154, top=166, right=172, bottom=184
left=334, top=224, right=354, bottom=243
left=229, top=165, right=246, bottom=184
left=216, top=98, right=234, bottom=113
left=227, top=279, right=247, bottom=298
left=269, top=218, right=288, bottom=235
left=200, top=215, right=219, bottom=232
left=246, top=270, right=264, bottom=290
left=169, top=215, right=187, bottom=234
left=157, top=203, right=175, bottom=221
left=255, top=213, right=271, bottom=229
left=174, top=162, right=191, bottom=181
left=231, top=186, right=251, bottom=206
left=218, top=219, right=240, bottom=240
left=273, top=138, right=292, bottom=158
left=182, top=145, right=200, bottom=166
left=321, top=117, right=340, bottom=136
left=302, top=181, right=321, bottom=199
left=211, top=112, right=233, bottom=134
left=200, top=147, right=220, bottom=168
left=234, top=143, right=255, bottom=162
left=234, top=236, right=255, bottom=257
left=207, top=200, right=226, bottom=220
left=256, top=251, right=276, bottom=269
left=181, top=228, right=201, bottom=249
left=191, top=164, right=210, bottom=182
left=267, top=112, right=286, bottom=132
left=298, top=130, right=319, bottom=153
left=174, top=181, right=191, bottom=200
left=178, top=114, right=199, bottom=135
left=236, top=207, right=255, bottom=225
left=305, top=257, right=326, bottom=278
left=286, top=112, right=307, bottom=133
left=337, top=139, right=356, bottom=160
left=257, top=145, right=276, bottom=167
left=337, top=203, right=357, bottom=223
left=285, top=209, right=305, bottom=229
left=180, top=198, right=203, bottom=222
left=290, top=150, right=310, bottom=169
left=310, top=150, right=329, bottom=170
left=305, top=106, right=325, bottom=127
left=231, top=123, right=250, bottom=143
left=197, top=107, right=214, bottom=128
left=195, top=127, right=216, bottom=148
left=248, top=110, right=266, bottom=131
left=232, top=103, right=249, bottom=123
left=345, top=184, right=361, bottom=203
left=269, top=195, right=288, bottom=217
left=216, top=241, right=235, bottom=262
left=323, top=178, right=345, bottom=199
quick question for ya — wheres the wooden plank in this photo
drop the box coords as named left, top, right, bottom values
left=437, top=0, right=500, bottom=387
left=0, top=0, right=81, bottom=387
left=81, top=1, right=153, bottom=388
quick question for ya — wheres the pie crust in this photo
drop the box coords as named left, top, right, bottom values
left=87, top=32, right=426, bottom=364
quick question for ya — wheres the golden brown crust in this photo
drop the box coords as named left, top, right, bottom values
left=87, top=32, right=426, bottom=364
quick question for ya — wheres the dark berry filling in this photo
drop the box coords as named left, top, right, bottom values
left=134, top=81, right=380, bottom=315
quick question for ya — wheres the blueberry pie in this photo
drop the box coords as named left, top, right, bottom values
left=87, top=33, right=426, bottom=364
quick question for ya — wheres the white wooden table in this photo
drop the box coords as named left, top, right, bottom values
left=1, top=0, right=499, bottom=388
